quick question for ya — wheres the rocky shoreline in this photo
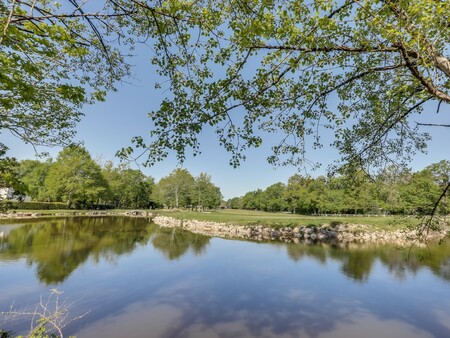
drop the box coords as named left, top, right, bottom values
left=153, top=215, right=448, bottom=245
left=1, top=212, right=447, bottom=245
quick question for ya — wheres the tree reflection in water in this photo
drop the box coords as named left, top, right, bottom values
left=0, top=217, right=449, bottom=284
left=1, top=218, right=450, bottom=338
left=286, top=240, right=450, bottom=283
left=0, top=217, right=210, bottom=284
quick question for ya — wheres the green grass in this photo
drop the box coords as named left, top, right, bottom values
left=5, top=209, right=78, bottom=215
left=3, top=208, right=420, bottom=230
left=156, top=209, right=417, bottom=230
left=5, top=209, right=141, bottom=215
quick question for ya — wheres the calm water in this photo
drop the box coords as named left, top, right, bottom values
left=1, top=217, right=450, bottom=338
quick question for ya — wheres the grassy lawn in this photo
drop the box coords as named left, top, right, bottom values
left=4, top=209, right=78, bottom=215
left=3, top=208, right=420, bottom=230
left=156, top=208, right=417, bottom=230
left=6, top=209, right=133, bottom=215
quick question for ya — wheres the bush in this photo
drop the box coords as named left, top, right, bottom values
left=1, top=201, right=116, bottom=211
left=0, top=289, right=78, bottom=338
left=2, top=201, right=68, bottom=210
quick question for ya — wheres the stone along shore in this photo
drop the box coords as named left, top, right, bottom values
left=153, top=216, right=448, bottom=245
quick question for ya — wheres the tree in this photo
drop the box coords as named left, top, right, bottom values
left=17, top=159, right=52, bottom=200
left=336, top=168, right=379, bottom=214
left=284, top=175, right=323, bottom=214
left=322, top=177, right=349, bottom=214
left=227, top=197, right=242, bottom=209
left=262, top=182, right=287, bottom=212
left=284, top=174, right=305, bottom=214
left=241, top=189, right=265, bottom=211
left=374, top=164, right=409, bottom=214
left=0, top=145, right=26, bottom=208
left=44, top=145, right=108, bottom=208
left=306, top=176, right=329, bottom=214
left=153, top=168, right=194, bottom=208
left=426, top=160, right=450, bottom=213
left=193, top=173, right=222, bottom=210
left=400, top=169, right=441, bottom=215
left=0, top=1, right=132, bottom=152
left=120, top=0, right=450, bottom=176
left=102, top=162, right=155, bottom=209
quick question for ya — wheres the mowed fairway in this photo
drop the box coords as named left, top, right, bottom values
left=4, top=208, right=418, bottom=231
left=156, top=209, right=414, bottom=230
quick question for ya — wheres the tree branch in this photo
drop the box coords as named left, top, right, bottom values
left=397, top=43, right=450, bottom=103
left=416, top=182, right=450, bottom=242
left=249, top=44, right=400, bottom=54
left=416, top=122, right=450, bottom=127
left=0, top=0, right=17, bottom=45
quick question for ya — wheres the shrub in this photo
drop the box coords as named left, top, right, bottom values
left=2, top=201, right=68, bottom=210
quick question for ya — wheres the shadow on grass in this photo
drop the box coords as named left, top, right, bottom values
left=330, top=221, right=343, bottom=227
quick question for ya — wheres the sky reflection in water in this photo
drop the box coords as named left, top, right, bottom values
left=0, top=217, right=449, bottom=338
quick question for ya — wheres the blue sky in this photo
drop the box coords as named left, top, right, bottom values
left=3, top=49, right=450, bottom=200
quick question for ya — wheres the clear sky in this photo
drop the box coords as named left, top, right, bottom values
left=2, top=46, right=450, bottom=200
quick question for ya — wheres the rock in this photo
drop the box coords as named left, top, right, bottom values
left=304, top=227, right=313, bottom=233
left=317, top=232, right=327, bottom=240
left=152, top=215, right=445, bottom=246
left=271, top=231, right=280, bottom=238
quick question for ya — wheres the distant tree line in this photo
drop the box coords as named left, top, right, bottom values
left=227, top=161, right=450, bottom=215
left=152, top=169, right=223, bottom=210
left=10, top=144, right=447, bottom=214
left=13, top=145, right=222, bottom=210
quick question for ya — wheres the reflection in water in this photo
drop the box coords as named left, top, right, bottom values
left=151, top=226, right=210, bottom=260
left=1, top=217, right=448, bottom=285
left=0, top=217, right=210, bottom=284
left=0, top=218, right=449, bottom=338
left=76, top=299, right=437, bottom=338
left=286, top=240, right=450, bottom=283
left=74, top=262, right=450, bottom=338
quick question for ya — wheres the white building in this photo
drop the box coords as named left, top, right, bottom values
left=0, top=187, right=14, bottom=200
left=0, top=187, right=31, bottom=202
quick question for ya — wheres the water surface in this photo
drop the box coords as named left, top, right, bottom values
left=0, top=217, right=449, bottom=338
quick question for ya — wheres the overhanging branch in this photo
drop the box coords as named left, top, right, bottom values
left=416, top=122, right=450, bottom=127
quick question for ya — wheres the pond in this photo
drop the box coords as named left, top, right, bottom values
left=0, top=217, right=449, bottom=338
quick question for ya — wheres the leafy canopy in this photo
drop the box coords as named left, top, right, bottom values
left=44, top=145, right=108, bottom=208
left=2, top=0, right=449, bottom=180
left=120, top=0, right=450, bottom=174
left=102, top=162, right=155, bottom=208
left=0, top=0, right=130, bottom=150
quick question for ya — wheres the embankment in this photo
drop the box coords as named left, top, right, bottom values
left=153, top=215, right=447, bottom=245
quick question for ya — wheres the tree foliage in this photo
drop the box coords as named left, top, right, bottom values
left=2, top=1, right=448, bottom=221
left=12, top=150, right=225, bottom=211
left=153, top=168, right=194, bottom=208
left=44, top=145, right=108, bottom=208
left=102, top=162, right=155, bottom=208
left=0, top=0, right=132, bottom=151
left=0, top=145, right=25, bottom=209
left=193, top=173, right=222, bottom=210
left=0, top=217, right=157, bottom=283
left=17, top=159, right=52, bottom=200
left=153, top=168, right=222, bottom=209
left=117, top=0, right=450, bottom=174
left=228, top=161, right=449, bottom=215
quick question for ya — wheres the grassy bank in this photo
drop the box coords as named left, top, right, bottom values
left=2, top=209, right=141, bottom=216
left=156, top=209, right=418, bottom=230
left=2, top=208, right=421, bottom=231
